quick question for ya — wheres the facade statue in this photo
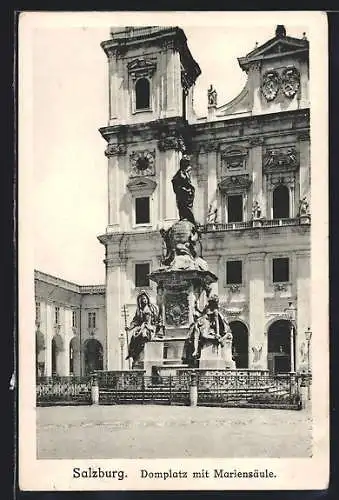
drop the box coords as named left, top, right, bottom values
left=207, top=204, right=218, bottom=225
left=252, top=200, right=261, bottom=219
left=252, top=344, right=263, bottom=364
left=298, top=196, right=309, bottom=216
left=171, top=155, right=196, bottom=226
left=207, top=84, right=217, bottom=107
left=182, top=294, right=232, bottom=366
left=125, top=291, right=160, bottom=368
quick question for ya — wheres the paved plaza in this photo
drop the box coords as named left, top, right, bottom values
left=37, top=404, right=312, bottom=459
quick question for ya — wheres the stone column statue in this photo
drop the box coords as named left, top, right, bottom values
left=125, top=291, right=160, bottom=368
left=171, top=155, right=196, bottom=226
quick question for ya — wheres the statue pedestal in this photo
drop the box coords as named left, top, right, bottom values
left=199, top=343, right=226, bottom=369
left=222, top=337, right=236, bottom=370
left=143, top=340, right=164, bottom=376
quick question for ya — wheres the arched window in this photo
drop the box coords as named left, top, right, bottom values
left=135, top=78, right=150, bottom=110
left=84, top=338, right=103, bottom=375
left=229, top=321, right=249, bottom=368
left=267, top=319, right=294, bottom=374
left=273, top=184, right=290, bottom=219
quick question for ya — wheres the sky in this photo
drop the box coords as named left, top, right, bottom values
left=30, top=14, right=310, bottom=285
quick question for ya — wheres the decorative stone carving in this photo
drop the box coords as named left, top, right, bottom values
left=261, top=70, right=280, bottom=101
left=228, top=284, right=241, bottom=293
left=105, top=144, right=127, bottom=157
left=281, top=66, right=300, bottom=98
left=274, top=283, right=288, bottom=292
left=218, top=174, right=252, bottom=192
left=297, top=131, right=310, bottom=141
left=207, top=84, right=217, bottom=107
left=158, top=132, right=186, bottom=152
left=249, top=136, right=264, bottom=147
left=205, top=142, right=219, bottom=152
left=165, top=291, right=189, bottom=327
left=263, top=146, right=298, bottom=172
left=221, top=147, right=248, bottom=170
left=129, top=150, right=155, bottom=177
left=126, top=177, right=157, bottom=194
left=127, top=57, right=156, bottom=80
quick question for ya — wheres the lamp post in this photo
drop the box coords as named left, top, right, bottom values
left=305, top=327, right=312, bottom=400
left=118, top=332, right=125, bottom=371
left=284, top=301, right=297, bottom=373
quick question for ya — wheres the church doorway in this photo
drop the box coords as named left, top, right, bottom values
left=229, top=320, right=249, bottom=368
left=267, top=319, right=293, bottom=374
left=84, top=338, right=103, bottom=375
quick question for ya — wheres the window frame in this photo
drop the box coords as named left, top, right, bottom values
left=54, top=306, right=60, bottom=325
left=226, top=260, right=243, bottom=285
left=226, top=193, right=244, bottom=223
left=135, top=196, right=151, bottom=225
left=87, top=311, right=97, bottom=330
left=272, top=257, right=290, bottom=284
left=132, top=76, right=153, bottom=115
left=134, top=261, right=151, bottom=289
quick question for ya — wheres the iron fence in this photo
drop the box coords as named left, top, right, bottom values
left=36, top=376, right=92, bottom=406
left=36, top=370, right=306, bottom=409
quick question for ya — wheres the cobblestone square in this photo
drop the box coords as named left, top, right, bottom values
left=37, top=404, right=312, bottom=459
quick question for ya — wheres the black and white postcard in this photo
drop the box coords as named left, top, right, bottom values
left=18, top=10, right=329, bottom=491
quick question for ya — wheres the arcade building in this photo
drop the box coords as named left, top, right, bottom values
left=35, top=25, right=311, bottom=377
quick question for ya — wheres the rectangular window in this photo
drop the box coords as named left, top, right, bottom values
left=88, top=312, right=96, bottom=329
left=72, top=310, right=77, bottom=328
left=135, top=197, right=150, bottom=224
left=35, top=302, right=41, bottom=324
left=135, top=263, right=150, bottom=288
left=227, top=194, right=243, bottom=222
left=226, top=260, right=243, bottom=285
left=54, top=306, right=60, bottom=325
left=273, top=257, right=289, bottom=283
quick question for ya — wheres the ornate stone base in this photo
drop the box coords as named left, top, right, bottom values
left=199, top=343, right=226, bottom=369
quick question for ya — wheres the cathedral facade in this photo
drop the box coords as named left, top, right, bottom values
left=35, top=25, right=311, bottom=376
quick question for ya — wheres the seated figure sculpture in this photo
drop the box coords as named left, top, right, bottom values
left=125, top=291, right=160, bottom=368
left=182, top=294, right=232, bottom=367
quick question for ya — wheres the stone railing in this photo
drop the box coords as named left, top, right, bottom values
left=200, top=217, right=310, bottom=233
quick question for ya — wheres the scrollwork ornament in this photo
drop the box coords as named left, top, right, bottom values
left=261, top=70, right=280, bottom=101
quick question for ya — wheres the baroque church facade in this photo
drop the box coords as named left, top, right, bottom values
left=35, top=25, right=311, bottom=377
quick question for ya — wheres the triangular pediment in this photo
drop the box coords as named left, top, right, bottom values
left=127, top=57, right=156, bottom=71
left=238, top=33, right=308, bottom=71
left=126, top=176, right=157, bottom=193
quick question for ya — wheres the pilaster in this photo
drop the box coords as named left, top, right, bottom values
left=298, top=132, right=310, bottom=199
left=296, top=250, right=311, bottom=370
left=249, top=137, right=264, bottom=217
left=206, top=143, right=218, bottom=217
left=45, top=303, right=53, bottom=376
left=248, top=252, right=266, bottom=369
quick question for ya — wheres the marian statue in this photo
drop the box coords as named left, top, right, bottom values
left=182, top=294, right=232, bottom=367
left=125, top=291, right=160, bottom=368
left=171, top=154, right=196, bottom=226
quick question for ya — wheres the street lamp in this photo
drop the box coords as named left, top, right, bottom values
left=305, top=327, right=312, bottom=400
left=118, top=332, right=125, bottom=371
left=284, top=301, right=297, bottom=373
